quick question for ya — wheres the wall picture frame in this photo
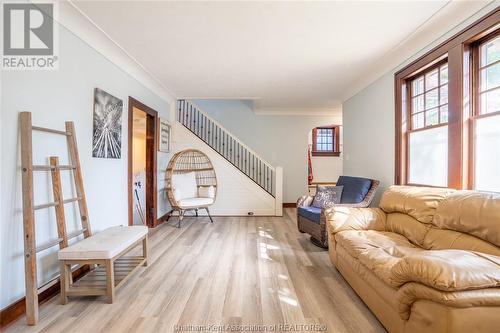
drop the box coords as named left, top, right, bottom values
left=92, top=88, right=123, bottom=159
left=158, top=117, right=171, bottom=152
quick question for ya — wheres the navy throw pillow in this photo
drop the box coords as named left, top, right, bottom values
left=336, top=176, right=372, bottom=204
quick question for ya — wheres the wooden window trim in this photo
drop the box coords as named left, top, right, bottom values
left=407, top=59, right=449, bottom=131
left=312, top=126, right=341, bottom=157
left=395, top=7, right=500, bottom=188
left=468, top=31, right=500, bottom=190
left=474, top=30, right=500, bottom=117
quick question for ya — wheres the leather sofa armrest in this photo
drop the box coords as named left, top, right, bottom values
left=397, top=282, right=500, bottom=320
left=297, top=195, right=314, bottom=207
left=325, top=207, right=386, bottom=234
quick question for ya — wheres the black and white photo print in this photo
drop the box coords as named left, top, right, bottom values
left=92, top=88, right=123, bottom=158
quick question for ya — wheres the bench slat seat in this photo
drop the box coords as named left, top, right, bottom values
left=58, top=226, right=148, bottom=260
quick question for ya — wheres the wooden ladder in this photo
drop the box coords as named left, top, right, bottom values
left=19, top=112, right=92, bottom=325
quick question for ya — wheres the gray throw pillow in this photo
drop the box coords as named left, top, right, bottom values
left=312, top=185, right=343, bottom=208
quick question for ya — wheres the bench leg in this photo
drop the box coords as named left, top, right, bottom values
left=106, top=260, right=115, bottom=304
left=142, top=236, right=148, bottom=267
left=60, top=262, right=69, bottom=305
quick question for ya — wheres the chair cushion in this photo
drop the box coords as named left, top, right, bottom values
left=171, top=172, right=198, bottom=201
left=312, top=185, right=343, bottom=208
left=58, top=226, right=148, bottom=260
left=198, top=185, right=215, bottom=198
left=177, top=197, right=214, bottom=208
left=298, top=206, right=321, bottom=224
left=336, top=176, right=372, bottom=204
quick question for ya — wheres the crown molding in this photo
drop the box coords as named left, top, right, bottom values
left=53, top=1, right=176, bottom=103
left=253, top=107, right=342, bottom=117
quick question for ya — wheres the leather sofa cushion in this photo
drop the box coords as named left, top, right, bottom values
left=434, top=191, right=500, bottom=247
left=297, top=206, right=321, bottom=224
left=327, top=207, right=386, bottom=234
left=423, top=228, right=500, bottom=257
left=336, top=176, right=372, bottom=204
left=335, top=230, right=418, bottom=259
left=390, top=250, right=500, bottom=291
left=380, top=186, right=453, bottom=223
left=335, top=230, right=423, bottom=281
left=386, top=213, right=430, bottom=246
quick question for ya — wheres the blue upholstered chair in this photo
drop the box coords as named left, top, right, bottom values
left=297, top=176, right=380, bottom=248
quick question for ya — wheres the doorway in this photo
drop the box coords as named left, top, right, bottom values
left=128, top=97, right=158, bottom=227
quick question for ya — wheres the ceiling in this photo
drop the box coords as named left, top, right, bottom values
left=72, top=1, right=491, bottom=113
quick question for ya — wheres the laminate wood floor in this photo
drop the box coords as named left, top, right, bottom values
left=6, top=209, right=385, bottom=333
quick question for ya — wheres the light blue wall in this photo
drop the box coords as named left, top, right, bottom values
left=192, top=100, right=342, bottom=202
left=342, top=3, right=499, bottom=204
left=1, top=22, right=171, bottom=308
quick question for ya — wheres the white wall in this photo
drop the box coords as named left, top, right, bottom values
left=307, top=129, right=343, bottom=183
left=192, top=100, right=343, bottom=202
left=172, top=123, right=276, bottom=215
left=342, top=3, right=499, bottom=204
left=0, top=23, right=172, bottom=308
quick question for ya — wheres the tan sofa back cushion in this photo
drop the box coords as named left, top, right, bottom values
left=380, top=186, right=454, bottom=223
left=386, top=213, right=430, bottom=246
left=433, top=191, right=500, bottom=247
left=423, top=228, right=500, bottom=256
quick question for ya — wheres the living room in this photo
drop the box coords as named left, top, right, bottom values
left=1, top=1, right=499, bottom=332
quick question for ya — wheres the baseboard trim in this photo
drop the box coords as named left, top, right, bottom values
left=0, top=265, right=90, bottom=329
left=283, top=203, right=297, bottom=208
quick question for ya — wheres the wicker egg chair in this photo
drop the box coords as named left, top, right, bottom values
left=165, top=149, right=217, bottom=227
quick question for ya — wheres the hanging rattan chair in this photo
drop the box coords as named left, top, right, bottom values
left=165, top=149, right=217, bottom=227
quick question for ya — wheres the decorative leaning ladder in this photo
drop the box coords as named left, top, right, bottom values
left=19, top=112, right=92, bottom=325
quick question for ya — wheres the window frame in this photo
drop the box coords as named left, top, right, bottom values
left=395, top=8, right=500, bottom=189
left=407, top=58, right=449, bottom=132
left=311, top=126, right=341, bottom=157
left=469, top=30, right=500, bottom=189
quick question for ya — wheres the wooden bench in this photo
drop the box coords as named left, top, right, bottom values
left=58, top=225, right=148, bottom=304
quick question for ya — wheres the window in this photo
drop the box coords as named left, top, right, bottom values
left=478, top=35, right=500, bottom=115
left=410, top=63, right=449, bottom=129
left=407, top=62, right=449, bottom=186
left=395, top=8, right=500, bottom=191
left=473, top=34, right=500, bottom=192
left=312, top=126, right=340, bottom=156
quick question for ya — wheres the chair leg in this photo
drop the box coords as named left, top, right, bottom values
left=165, top=209, right=174, bottom=222
left=205, top=207, right=214, bottom=223
left=178, top=210, right=184, bottom=228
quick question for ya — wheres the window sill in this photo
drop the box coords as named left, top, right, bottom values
left=311, top=151, right=341, bottom=157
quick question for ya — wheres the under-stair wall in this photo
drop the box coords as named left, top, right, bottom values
left=171, top=122, right=283, bottom=216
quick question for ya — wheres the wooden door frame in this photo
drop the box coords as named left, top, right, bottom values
left=128, top=97, right=158, bottom=228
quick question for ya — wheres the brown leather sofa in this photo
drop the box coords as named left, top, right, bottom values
left=326, top=185, right=500, bottom=333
